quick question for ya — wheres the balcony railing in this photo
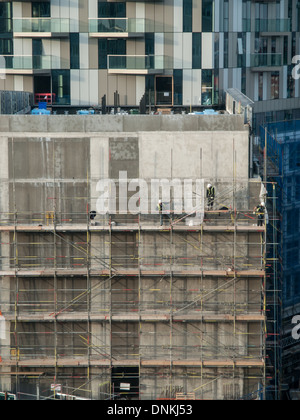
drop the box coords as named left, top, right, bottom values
left=2, top=55, right=67, bottom=71
left=107, top=54, right=172, bottom=74
left=255, top=18, right=291, bottom=32
left=89, top=18, right=159, bottom=35
left=13, top=18, right=70, bottom=33
left=250, top=53, right=282, bottom=68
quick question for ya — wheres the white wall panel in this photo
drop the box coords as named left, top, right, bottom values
left=155, top=33, right=164, bottom=57
left=79, top=69, right=89, bottom=105
left=136, top=76, right=145, bottom=104
left=182, top=33, right=192, bottom=69
left=202, top=33, right=213, bottom=69
left=173, top=32, right=182, bottom=69
left=70, top=69, right=80, bottom=106
left=219, top=33, right=224, bottom=68
left=51, top=40, right=61, bottom=69
left=51, top=0, right=60, bottom=18
left=173, top=0, right=183, bottom=32
left=136, top=2, right=145, bottom=18
left=14, top=75, right=23, bottom=92
left=89, top=70, right=99, bottom=105
left=70, top=0, right=79, bottom=32
left=60, top=0, right=70, bottom=19
left=182, top=69, right=192, bottom=105
left=192, top=69, right=201, bottom=106
left=12, top=2, right=22, bottom=18
left=79, top=33, right=89, bottom=70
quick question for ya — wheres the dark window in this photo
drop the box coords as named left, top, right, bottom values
left=70, top=33, right=80, bottom=69
left=0, top=2, right=11, bottom=34
left=145, top=33, right=154, bottom=56
left=98, top=39, right=126, bottom=69
left=51, top=70, right=70, bottom=105
left=192, top=33, right=201, bottom=69
left=145, top=75, right=155, bottom=105
left=0, top=37, right=12, bottom=54
left=286, top=208, right=299, bottom=236
left=155, top=76, right=173, bottom=106
left=202, top=0, right=213, bottom=32
left=32, top=2, right=50, bottom=18
left=32, top=38, right=43, bottom=56
left=98, top=2, right=126, bottom=18
left=271, top=72, right=279, bottom=100
left=0, top=2, right=11, bottom=19
left=202, top=69, right=213, bottom=105
left=183, top=0, right=192, bottom=32
left=289, top=143, right=300, bottom=171
left=224, top=32, right=228, bottom=68
left=173, top=69, right=182, bottom=106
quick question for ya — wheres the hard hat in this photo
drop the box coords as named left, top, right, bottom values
left=261, top=202, right=265, bottom=206
left=158, top=199, right=162, bottom=204
left=207, top=184, right=212, bottom=188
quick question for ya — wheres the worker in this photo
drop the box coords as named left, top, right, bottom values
left=254, top=202, right=265, bottom=226
left=157, top=199, right=163, bottom=226
left=89, top=210, right=96, bottom=225
left=206, top=184, right=215, bottom=210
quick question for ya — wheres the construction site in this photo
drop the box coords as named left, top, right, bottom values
left=0, top=113, right=278, bottom=400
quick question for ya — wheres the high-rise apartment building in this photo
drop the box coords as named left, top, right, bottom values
left=0, top=0, right=299, bottom=117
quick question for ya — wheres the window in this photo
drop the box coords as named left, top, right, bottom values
left=0, top=37, right=12, bottom=54
left=237, top=34, right=246, bottom=67
left=271, top=72, right=279, bottom=100
left=289, top=143, right=300, bottom=171
left=51, top=70, right=70, bottom=105
left=258, top=72, right=263, bottom=101
left=145, top=33, right=154, bottom=56
left=192, top=33, right=201, bottom=69
left=224, top=33, right=228, bottom=68
left=173, top=69, right=182, bottom=106
left=98, top=39, right=126, bottom=69
left=98, top=2, right=126, bottom=18
left=32, top=38, right=43, bottom=56
left=202, top=70, right=213, bottom=105
left=70, top=33, right=79, bottom=69
left=286, top=208, right=299, bottom=236
left=0, top=2, right=11, bottom=33
left=183, top=0, right=192, bottom=32
left=32, top=2, right=50, bottom=18
left=202, top=0, right=213, bottom=32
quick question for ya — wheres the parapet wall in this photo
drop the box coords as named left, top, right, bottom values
left=0, top=114, right=248, bottom=133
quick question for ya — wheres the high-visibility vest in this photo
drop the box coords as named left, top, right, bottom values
left=207, top=186, right=215, bottom=198
left=256, top=205, right=265, bottom=216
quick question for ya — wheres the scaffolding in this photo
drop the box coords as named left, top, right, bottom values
left=0, top=133, right=278, bottom=400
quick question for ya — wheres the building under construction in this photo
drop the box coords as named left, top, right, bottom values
left=0, top=113, right=274, bottom=400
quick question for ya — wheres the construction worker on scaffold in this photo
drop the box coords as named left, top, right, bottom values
left=206, top=183, right=215, bottom=210
left=254, top=201, right=266, bottom=226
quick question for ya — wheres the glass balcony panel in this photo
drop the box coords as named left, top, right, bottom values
left=255, top=19, right=291, bottom=32
left=108, top=55, right=172, bottom=72
left=250, top=53, right=282, bottom=67
left=3, top=55, right=57, bottom=70
left=89, top=18, right=156, bottom=34
left=13, top=18, right=69, bottom=33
